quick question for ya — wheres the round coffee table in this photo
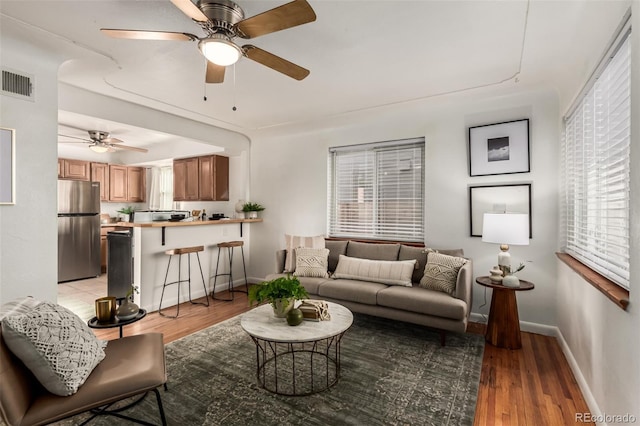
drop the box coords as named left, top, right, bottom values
left=240, top=301, right=353, bottom=396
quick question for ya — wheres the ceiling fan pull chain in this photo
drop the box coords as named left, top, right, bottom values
left=232, top=63, right=237, bottom=111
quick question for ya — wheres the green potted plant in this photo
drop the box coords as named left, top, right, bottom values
left=117, top=206, right=135, bottom=222
left=242, top=202, right=265, bottom=219
left=248, top=274, right=308, bottom=318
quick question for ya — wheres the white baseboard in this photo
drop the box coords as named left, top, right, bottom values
left=469, top=312, right=602, bottom=425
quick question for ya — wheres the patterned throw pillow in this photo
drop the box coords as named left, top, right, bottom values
left=332, top=255, right=417, bottom=287
left=419, top=252, right=467, bottom=295
left=0, top=296, right=42, bottom=321
left=1, top=302, right=108, bottom=396
left=283, top=234, right=325, bottom=272
left=294, top=247, right=330, bottom=278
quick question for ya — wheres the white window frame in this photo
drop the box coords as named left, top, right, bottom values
left=327, top=137, right=425, bottom=242
left=561, top=13, right=631, bottom=289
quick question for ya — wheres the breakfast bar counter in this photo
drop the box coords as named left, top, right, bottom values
left=117, top=218, right=262, bottom=313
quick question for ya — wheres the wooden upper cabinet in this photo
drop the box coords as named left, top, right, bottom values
left=90, top=162, right=109, bottom=201
left=127, top=166, right=146, bottom=203
left=199, top=155, right=229, bottom=201
left=58, top=158, right=90, bottom=181
left=173, top=158, right=199, bottom=201
left=109, top=165, right=128, bottom=202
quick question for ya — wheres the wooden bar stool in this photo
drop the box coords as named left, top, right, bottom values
left=210, top=241, right=248, bottom=301
left=159, top=245, right=209, bottom=318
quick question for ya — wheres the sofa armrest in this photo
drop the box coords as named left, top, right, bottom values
left=275, top=249, right=287, bottom=274
left=454, top=261, right=473, bottom=317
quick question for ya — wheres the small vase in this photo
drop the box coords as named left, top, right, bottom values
left=248, top=211, right=258, bottom=219
left=489, top=266, right=503, bottom=283
left=272, top=298, right=295, bottom=318
left=116, top=298, right=139, bottom=321
left=502, top=274, right=520, bottom=288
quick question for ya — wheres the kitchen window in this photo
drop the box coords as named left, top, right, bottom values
left=328, top=138, right=425, bottom=242
left=149, top=166, right=174, bottom=210
left=560, top=15, right=631, bottom=290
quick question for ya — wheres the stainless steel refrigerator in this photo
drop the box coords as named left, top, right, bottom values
left=58, top=180, right=101, bottom=282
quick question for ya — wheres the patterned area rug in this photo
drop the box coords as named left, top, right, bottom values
left=59, top=313, right=484, bottom=426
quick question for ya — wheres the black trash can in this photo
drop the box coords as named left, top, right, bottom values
left=107, top=230, right=133, bottom=301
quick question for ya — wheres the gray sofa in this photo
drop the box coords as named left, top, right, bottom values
left=266, top=240, right=473, bottom=343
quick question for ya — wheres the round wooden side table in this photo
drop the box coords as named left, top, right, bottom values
left=475, top=277, right=534, bottom=350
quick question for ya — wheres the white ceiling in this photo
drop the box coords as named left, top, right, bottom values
left=0, top=0, right=631, bottom=150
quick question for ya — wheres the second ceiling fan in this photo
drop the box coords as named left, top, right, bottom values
left=101, top=0, right=316, bottom=84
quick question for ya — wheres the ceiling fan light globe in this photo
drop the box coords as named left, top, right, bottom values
left=89, top=144, right=109, bottom=153
left=199, top=38, right=241, bottom=66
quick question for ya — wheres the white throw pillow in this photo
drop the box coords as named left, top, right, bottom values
left=283, top=234, right=325, bottom=273
left=419, top=252, right=467, bottom=295
left=332, top=255, right=416, bottom=287
left=294, top=247, right=330, bottom=278
left=1, top=302, right=108, bottom=396
left=0, top=296, right=42, bottom=321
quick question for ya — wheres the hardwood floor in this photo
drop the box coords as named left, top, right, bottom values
left=62, top=281, right=593, bottom=425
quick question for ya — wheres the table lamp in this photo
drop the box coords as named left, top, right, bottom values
left=482, top=213, right=529, bottom=281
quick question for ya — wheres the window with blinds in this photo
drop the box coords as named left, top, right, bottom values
left=561, top=24, right=631, bottom=288
left=328, top=138, right=425, bottom=242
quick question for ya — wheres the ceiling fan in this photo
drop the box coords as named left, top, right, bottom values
left=101, top=0, right=316, bottom=84
left=58, top=130, right=149, bottom=153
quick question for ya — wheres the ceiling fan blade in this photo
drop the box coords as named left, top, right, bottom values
left=206, top=61, right=225, bottom=84
left=58, top=134, right=91, bottom=142
left=170, top=0, right=209, bottom=22
left=101, top=29, right=198, bottom=41
left=102, top=137, right=124, bottom=144
left=235, top=0, right=316, bottom=39
left=114, top=144, right=149, bottom=153
left=243, top=45, right=310, bottom=80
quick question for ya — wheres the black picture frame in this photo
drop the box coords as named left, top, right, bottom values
left=469, top=183, right=532, bottom=237
left=468, top=119, right=530, bottom=176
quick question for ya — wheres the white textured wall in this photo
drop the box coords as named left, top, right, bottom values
left=0, top=29, right=60, bottom=304
left=555, top=4, right=640, bottom=422
left=249, top=86, right=560, bottom=327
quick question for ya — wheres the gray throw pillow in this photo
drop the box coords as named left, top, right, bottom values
left=1, top=302, right=108, bottom=396
left=419, top=252, right=467, bottom=295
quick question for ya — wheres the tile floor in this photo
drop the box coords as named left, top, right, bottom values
left=57, top=275, right=108, bottom=322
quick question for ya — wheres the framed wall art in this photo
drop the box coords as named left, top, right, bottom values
left=0, top=127, right=15, bottom=205
left=469, top=183, right=531, bottom=237
left=468, top=119, right=530, bottom=176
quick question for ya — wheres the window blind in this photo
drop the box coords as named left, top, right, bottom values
left=561, top=31, right=631, bottom=288
left=328, top=138, right=425, bottom=242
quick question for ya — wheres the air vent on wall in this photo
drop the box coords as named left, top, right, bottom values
left=1, top=69, right=34, bottom=101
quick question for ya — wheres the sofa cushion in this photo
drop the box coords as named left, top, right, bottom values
left=377, top=286, right=467, bottom=320
left=293, top=247, right=330, bottom=278
left=346, top=241, right=400, bottom=261
left=318, top=279, right=387, bottom=305
left=429, top=247, right=465, bottom=258
left=398, top=245, right=429, bottom=283
left=332, top=255, right=416, bottom=287
left=1, top=302, right=107, bottom=396
left=325, top=240, right=349, bottom=272
left=284, top=234, right=325, bottom=272
left=265, top=273, right=329, bottom=295
left=420, top=252, right=468, bottom=295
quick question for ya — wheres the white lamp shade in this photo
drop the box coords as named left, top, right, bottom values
left=199, top=38, right=242, bottom=66
left=482, top=213, right=529, bottom=246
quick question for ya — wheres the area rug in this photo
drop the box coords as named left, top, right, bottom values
left=60, top=313, right=484, bottom=426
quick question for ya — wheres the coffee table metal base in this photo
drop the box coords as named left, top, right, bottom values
left=249, top=332, right=346, bottom=396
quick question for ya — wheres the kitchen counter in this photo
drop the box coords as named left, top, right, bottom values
left=117, top=217, right=262, bottom=313
left=114, top=218, right=262, bottom=227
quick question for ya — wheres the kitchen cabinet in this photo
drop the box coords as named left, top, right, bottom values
left=199, top=155, right=229, bottom=201
left=173, top=157, right=200, bottom=201
left=90, top=162, right=109, bottom=201
left=109, top=165, right=146, bottom=202
left=109, top=165, right=128, bottom=202
left=58, top=158, right=90, bottom=181
left=127, top=166, right=146, bottom=202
